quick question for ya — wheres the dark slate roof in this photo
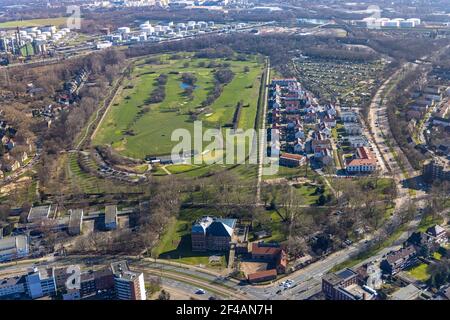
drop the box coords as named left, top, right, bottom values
left=206, top=221, right=233, bottom=237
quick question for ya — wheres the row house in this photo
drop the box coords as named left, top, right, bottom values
left=294, top=128, right=305, bottom=140
left=340, top=111, right=359, bottom=122
left=380, top=245, right=418, bottom=275
left=325, top=104, right=337, bottom=117
left=322, top=115, right=337, bottom=128
left=314, top=147, right=333, bottom=166
left=344, top=122, right=363, bottom=135
left=293, top=138, right=306, bottom=154
left=317, top=123, right=332, bottom=138
left=346, top=135, right=369, bottom=148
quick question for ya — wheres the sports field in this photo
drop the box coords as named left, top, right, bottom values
left=93, top=52, right=264, bottom=159
left=0, top=17, right=68, bottom=29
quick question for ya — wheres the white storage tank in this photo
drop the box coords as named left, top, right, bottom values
left=117, top=27, right=131, bottom=34
left=400, top=21, right=415, bottom=28
left=139, top=33, right=147, bottom=41
left=407, top=18, right=421, bottom=26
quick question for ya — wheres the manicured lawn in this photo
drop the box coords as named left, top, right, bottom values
left=0, top=17, right=68, bottom=28
left=262, top=164, right=317, bottom=180
left=93, top=53, right=264, bottom=159
left=407, top=263, right=430, bottom=282
left=293, top=184, right=323, bottom=205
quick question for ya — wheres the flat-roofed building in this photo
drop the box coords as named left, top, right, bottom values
left=0, top=235, right=29, bottom=262
left=68, top=209, right=84, bottom=236
left=322, top=268, right=376, bottom=300
left=344, top=122, right=363, bottom=135
left=104, top=205, right=118, bottom=230
left=422, top=158, right=450, bottom=182
left=111, top=260, right=146, bottom=300
left=347, top=135, right=369, bottom=148
left=390, top=284, right=421, bottom=300
left=25, top=267, right=57, bottom=299
left=0, top=276, right=26, bottom=298
left=27, top=205, right=51, bottom=223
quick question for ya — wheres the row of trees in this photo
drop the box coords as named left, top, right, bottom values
left=147, top=74, right=167, bottom=104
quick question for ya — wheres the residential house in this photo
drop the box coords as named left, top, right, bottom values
left=325, top=105, right=337, bottom=117
left=426, top=225, right=448, bottom=245
left=340, top=111, right=359, bottom=122
left=294, top=128, right=305, bottom=140
left=406, top=231, right=439, bottom=254
left=318, top=123, right=332, bottom=138
left=380, top=245, right=418, bottom=275
left=432, top=116, right=450, bottom=128
left=304, top=111, right=317, bottom=123
left=293, top=139, right=305, bottom=154
left=315, top=147, right=333, bottom=166
left=344, top=123, right=363, bottom=135
left=347, top=135, right=369, bottom=148
left=323, top=115, right=337, bottom=128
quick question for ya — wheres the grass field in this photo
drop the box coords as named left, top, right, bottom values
left=0, top=17, right=68, bottom=28
left=407, top=263, right=430, bottom=282
left=93, top=53, right=264, bottom=159
left=151, top=208, right=228, bottom=269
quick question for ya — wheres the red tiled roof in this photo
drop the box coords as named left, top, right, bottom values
left=252, top=243, right=281, bottom=256
left=357, top=147, right=374, bottom=160
left=280, top=153, right=306, bottom=161
left=346, top=158, right=376, bottom=166
left=247, top=269, right=277, bottom=281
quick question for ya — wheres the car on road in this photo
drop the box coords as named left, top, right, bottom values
left=195, top=289, right=206, bottom=295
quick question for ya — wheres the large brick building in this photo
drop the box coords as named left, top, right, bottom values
left=191, top=216, right=237, bottom=252
left=322, top=268, right=376, bottom=300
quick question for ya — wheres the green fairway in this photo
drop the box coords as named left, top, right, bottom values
left=93, top=53, right=264, bottom=159
left=0, top=17, right=68, bottom=28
